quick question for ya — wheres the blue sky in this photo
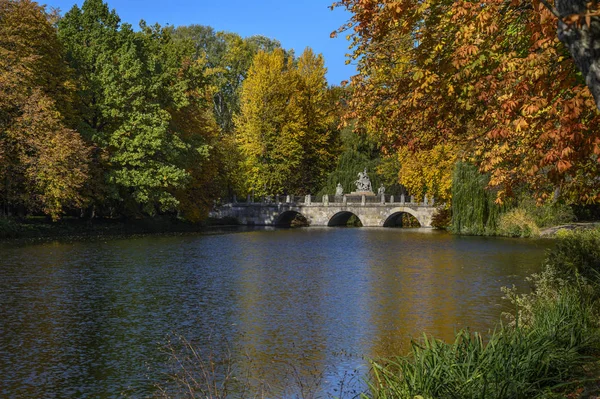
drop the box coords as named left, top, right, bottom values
left=44, top=0, right=356, bottom=85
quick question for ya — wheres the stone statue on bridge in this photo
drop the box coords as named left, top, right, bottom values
left=355, top=168, right=373, bottom=193
left=335, top=183, right=344, bottom=196
left=378, top=184, right=385, bottom=197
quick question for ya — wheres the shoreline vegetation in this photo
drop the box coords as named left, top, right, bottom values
left=1, top=214, right=599, bottom=243
left=539, top=222, right=600, bottom=237
left=2, top=215, right=599, bottom=242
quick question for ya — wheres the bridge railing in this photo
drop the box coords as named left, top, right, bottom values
left=327, top=195, right=426, bottom=205
left=228, top=193, right=435, bottom=207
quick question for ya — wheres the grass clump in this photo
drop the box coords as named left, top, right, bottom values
left=367, top=294, right=599, bottom=399
left=495, top=198, right=575, bottom=238
left=550, top=228, right=600, bottom=285
left=365, top=228, right=600, bottom=399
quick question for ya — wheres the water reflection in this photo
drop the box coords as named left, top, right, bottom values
left=0, top=228, right=551, bottom=397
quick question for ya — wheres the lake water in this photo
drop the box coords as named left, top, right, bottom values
left=0, top=227, right=552, bottom=398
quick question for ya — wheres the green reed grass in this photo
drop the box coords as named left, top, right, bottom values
left=367, top=294, right=598, bottom=398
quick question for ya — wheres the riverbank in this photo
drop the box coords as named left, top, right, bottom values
left=4, top=215, right=597, bottom=241
left=539, top=221, right=600, bottom=237
left=0, top=216, right=240, bottom=241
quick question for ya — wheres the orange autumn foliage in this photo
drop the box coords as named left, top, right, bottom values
left=333, top=0, right=600, bottom=203
left=0, top=0, right=90, bottom=219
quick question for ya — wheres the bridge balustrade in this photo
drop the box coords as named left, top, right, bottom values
left=228, top=194, right=431, bottom=207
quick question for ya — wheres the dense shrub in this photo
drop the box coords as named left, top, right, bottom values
left=430, top=207, right=451, bottom=230
left=549, top=227, right=600, bottom=286
left=496, top=208, right=540, bottom=237
left=493, top=198, right=575, bottom=237
left=518, top=197, right=575, bottom=228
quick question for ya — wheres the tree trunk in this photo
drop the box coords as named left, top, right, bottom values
left=556, top=0, right=600, bottom=109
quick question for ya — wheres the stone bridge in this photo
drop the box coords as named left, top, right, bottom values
left=212, top=194, right=438, bottom=228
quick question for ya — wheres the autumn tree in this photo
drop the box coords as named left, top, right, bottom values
left=0, top=0, right=89, bottom=220
left=395, top=144, right=457, bottom=203
left=236, top=49, right=304, bottom=196
left=171, top=26, right=285, bottom=201
left=333, top=0, right=600, bottom=203
left=295, top=48, right=339, bottom=192
left=236, top=48, right=338, bottom=196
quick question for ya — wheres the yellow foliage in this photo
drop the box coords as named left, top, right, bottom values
left=396, top=144, right=458, bottom=203
left=235, top=48, right=337, bottom=196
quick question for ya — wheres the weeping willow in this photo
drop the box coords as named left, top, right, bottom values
left=316, top=126, right=410, bottom=197
left=451, top=162, right=503, bottom=235
left=316, top=126, right=381, bottom=197
left=316, top=150, right=380, bottom=197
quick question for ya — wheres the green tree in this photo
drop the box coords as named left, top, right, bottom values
left=245, top=35, right=282, bottom=54
left=451, top=162, right=502, bottom=235
left=101, top=23, right=191, bottom=214
left=57, top=0, right=121, bottom=214
left=57, top=0, right=120, bottom=139
left=317, top=123, right=382, bottom=197
left=59, top=0, right=218, bottom=216
left=172, top=26, right=282, bottom=134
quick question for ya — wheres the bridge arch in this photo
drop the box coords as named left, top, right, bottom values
left=383, top=211, right=421, bottom=227
left=327, top=211, right=363, bottom=227
left=382, top=207, right=426, bottom=228
left=274, top=210, right=308, bottom=227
